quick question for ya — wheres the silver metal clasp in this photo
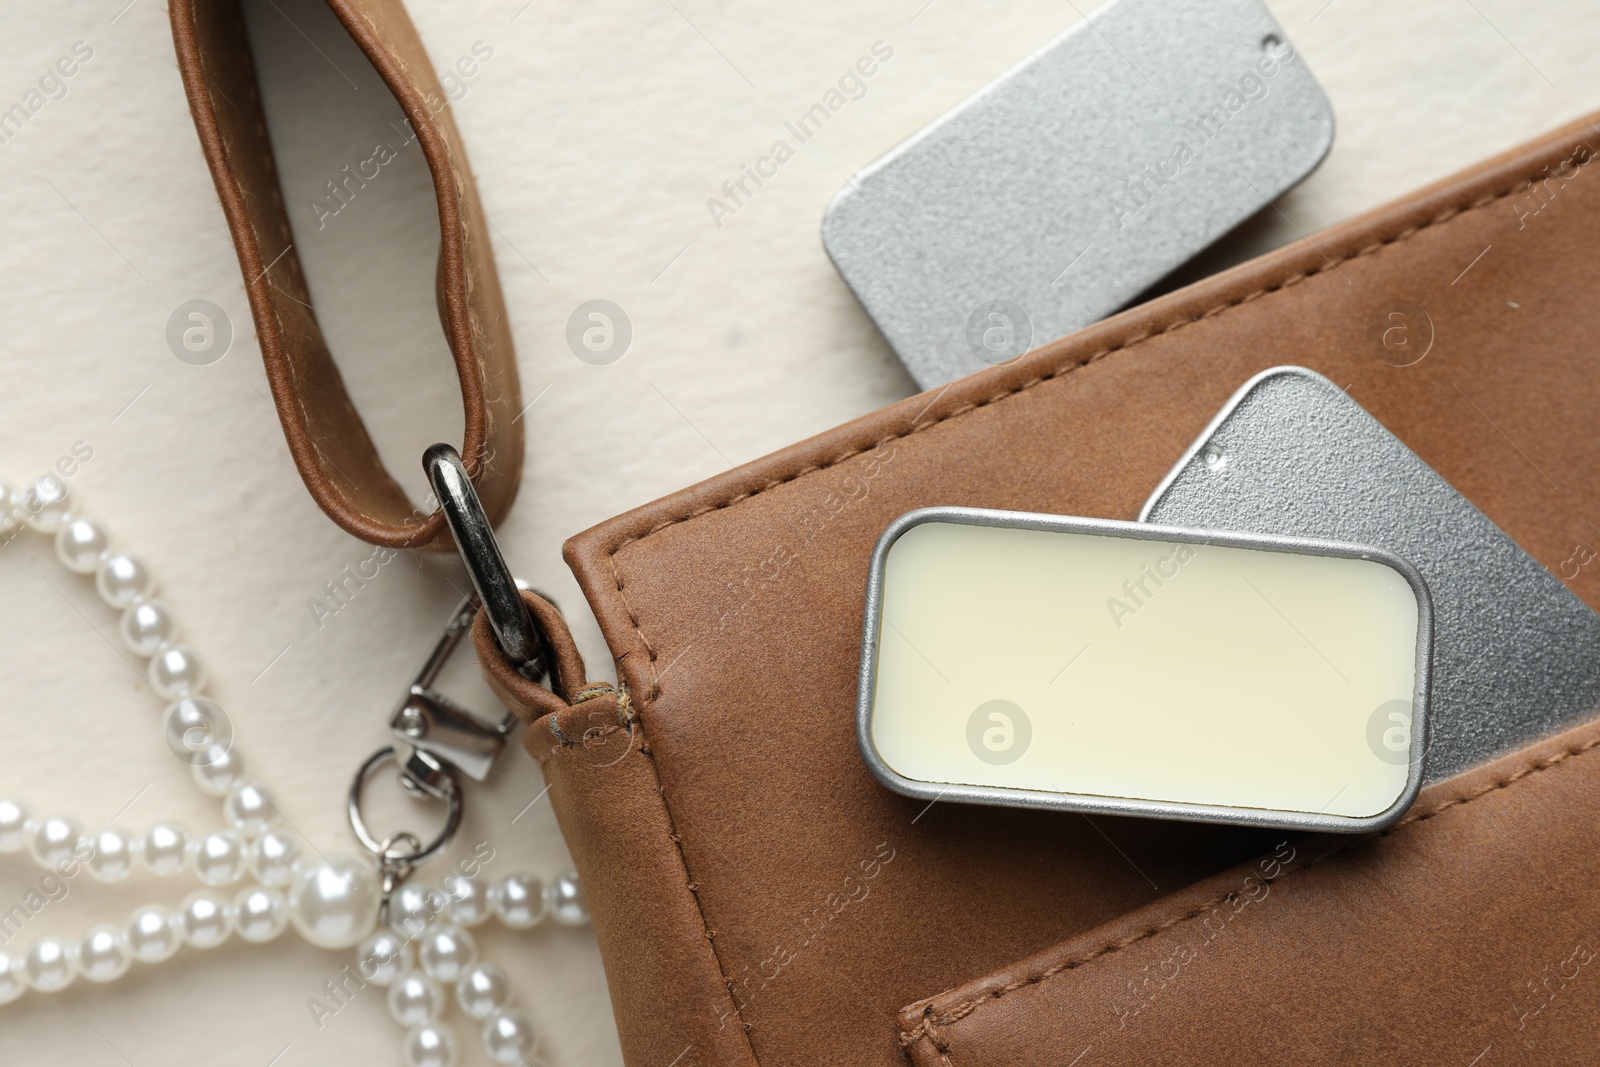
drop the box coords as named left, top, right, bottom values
left=349, top=595, right=504, bottom=903
left=388, top=594, right=516, bottom=798
left=424, top=443, right=547, bottom=681
left=346, top=443, right=560, bottom=913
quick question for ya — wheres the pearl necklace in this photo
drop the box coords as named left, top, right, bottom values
left=0, top=471, right=587, bottom=1067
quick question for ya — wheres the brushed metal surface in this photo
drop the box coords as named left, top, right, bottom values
left=822, top=0, right=1333, bottom=389
left=1142, top=367, right=1600, bottom=783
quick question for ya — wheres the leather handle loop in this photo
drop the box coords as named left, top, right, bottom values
left=170, top=0, right=524, bottom=551
left=473, top=591, right=593, bottom=722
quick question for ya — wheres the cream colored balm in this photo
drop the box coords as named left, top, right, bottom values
left=856, top=508, right=1432, bottom=832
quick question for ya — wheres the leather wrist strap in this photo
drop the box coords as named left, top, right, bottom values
left=170, top=0, right=524, bottom=551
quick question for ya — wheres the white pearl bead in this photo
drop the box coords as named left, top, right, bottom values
left=27, top=814, right=82, bottom=870
left=455, top=961, right=512, bottom=1017
left=120, top=597, right=176, bottom=657
left=440, top=873, right=492, bottom=927
left=23, top=938, right=76, bottom=992
left=483, top=1008, right=541, bottom=1065
left=179, top=889, right=233, bottom=948
left=234, top=885, right=289, bottom=942
left=247, top=830, right=300, bottom=886
left=287, top=854, right=380, bottom=949
left=355, top=930, right=411, bottom=987
left=125, top=905, right=182, bottom=963
left=389, top=882, right=449, bottom=941
left=55, top=515, right=111, bottom=573
left=404, top=1022, right=460, bottom=1067
left=75, top=925, right=130, bottom=983
left=191, top=741, right=245, bottom=796
left=84, top=827, right=136, bottom=883
left=388, top=971, right=445, bottom=1027
left=148, top=645, right=206, bottom=701
left=164, top=698, right=230, bottom=768
left=489, top=874, right=545, bottom=929
left=188, top=830, right=247, bottom=885
left=21, top=474, right=71, bottom=533
left=418, top=924, right=477, bottom=982
left=139, top=822, right=191, bottom=876
left=0, top=798, right=28, bottom=854
left=545, top=872, right=589, bottom=926
left=223, top=782, right=277, bottom=836
left=0, top=951, right=24, bottom=1004
left=96, top=551, right=154, bottom=608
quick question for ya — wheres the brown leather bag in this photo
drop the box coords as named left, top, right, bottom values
left=170, top=6, right=1600, bottom=1062
left=498, top=117, right=1600, bottom=1067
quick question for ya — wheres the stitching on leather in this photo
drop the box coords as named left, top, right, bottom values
left=633, top=734, right=761, bottom=1054
left=900, top=730, right=1600, bottom=1048
left=915, top=1007, right=957, bottom=1067
left=606, top=549, right=662, bottom=700
left=603, top=168, right=1553, bottom=702
left=535, top=718, right=761, bottom=1059
left=189, top=1, right=392, bottom=534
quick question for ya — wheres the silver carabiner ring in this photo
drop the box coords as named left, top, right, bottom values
left=423, top=443, right=546, bottom=679
left=348, top=746, right=462, bottom=867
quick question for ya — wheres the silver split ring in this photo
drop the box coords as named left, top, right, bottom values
left=348, top=746, right=462, bottom=867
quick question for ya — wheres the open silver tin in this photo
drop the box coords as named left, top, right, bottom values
left=855, top=506, right=1434, bottom=833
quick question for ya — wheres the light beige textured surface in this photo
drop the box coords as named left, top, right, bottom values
left=0, top=1, right=1594, bottom=1064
